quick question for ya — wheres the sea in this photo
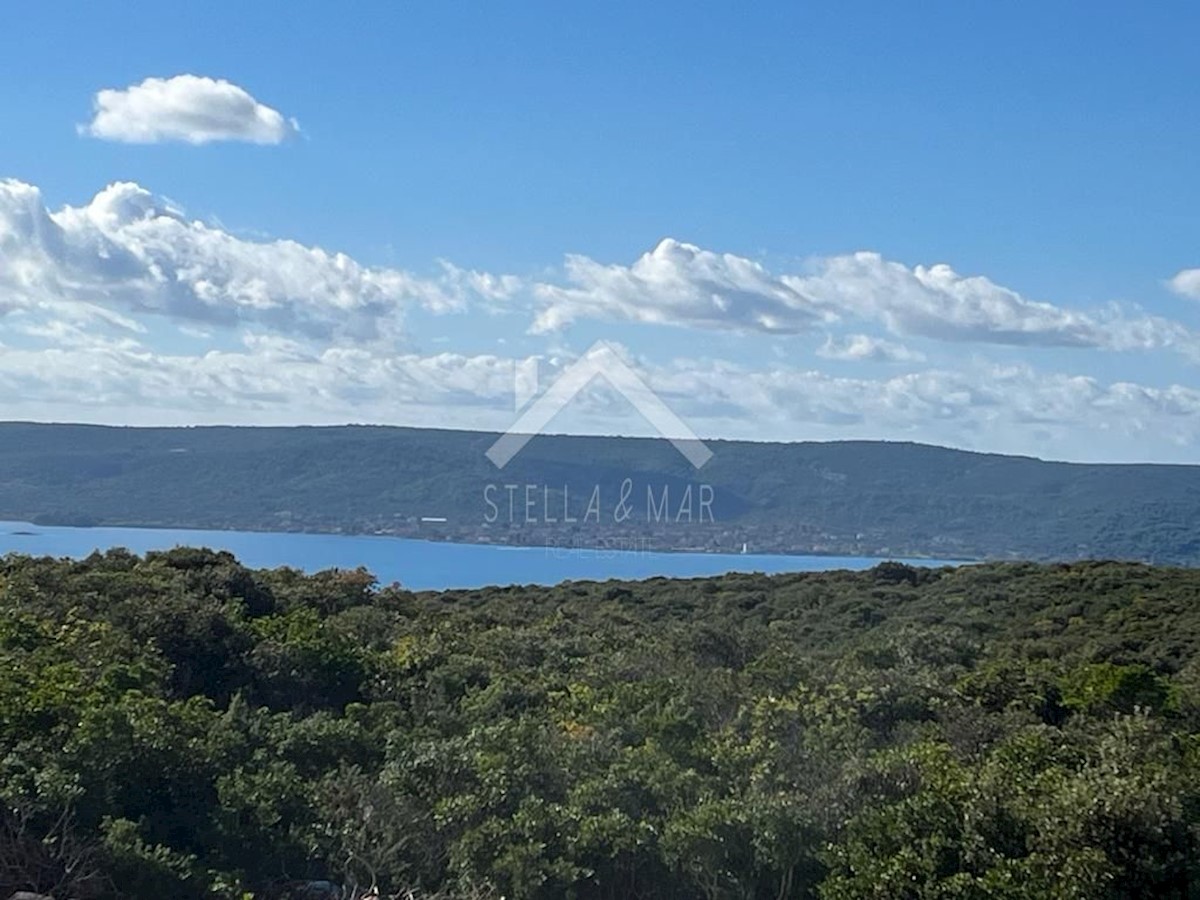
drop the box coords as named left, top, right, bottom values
left=0, top=520, right=964, bottom=591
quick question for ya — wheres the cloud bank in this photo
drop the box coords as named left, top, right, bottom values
left=3, top=178, right=1200, bottom=461
left=0, top=337, right=1193, bottom=462
left=5, top=180, right=1189, bottom=359
left=0, top=179, right=485, bottom=344
left=531, top=241, right=1197, bottom=358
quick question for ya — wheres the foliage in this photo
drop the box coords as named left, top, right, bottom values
left=4, top=552, right=1200, bottom=896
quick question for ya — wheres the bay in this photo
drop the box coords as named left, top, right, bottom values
left=0, top=520, right=963, bottom=591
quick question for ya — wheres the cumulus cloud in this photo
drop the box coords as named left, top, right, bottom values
left=786, top=253, right=1106, bottom=347
left=0, top=179, right=490, bottom=345
left=7, top=183, right=1190, bottom=362
left=531, top=238, right=828, bottom=334
left=1169, top=268, right=1200, bottom=300
left=3, top=180, right=1200, bottom=460
left=787, top=253, right=1200, bottom=355
left=817, top=333, right=926, bottom=363
left=82, top=75, right=298, bottom=144
left=530, top=240, right=1198, bottom=359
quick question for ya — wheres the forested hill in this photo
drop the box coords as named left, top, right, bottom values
left=6, top=551, right=1200, bottom=898
left=0, top=421, right=1198, bottom=563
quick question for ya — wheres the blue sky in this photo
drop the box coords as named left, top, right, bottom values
left=2, top=1, right=1199, bottom=461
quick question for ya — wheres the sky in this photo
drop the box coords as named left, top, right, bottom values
left=1, top=1, right=1199, bottom=462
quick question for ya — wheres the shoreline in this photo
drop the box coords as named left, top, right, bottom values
left=0, top=515, right=980, bottom=566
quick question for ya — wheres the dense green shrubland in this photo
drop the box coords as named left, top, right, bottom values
left=3, top=551, right=1200, bottom=898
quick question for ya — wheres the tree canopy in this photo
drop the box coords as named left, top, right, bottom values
left=3, top=551, right=1200, bottom=898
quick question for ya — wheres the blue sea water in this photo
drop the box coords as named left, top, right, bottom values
left=0, top=520, right=964, bottom=591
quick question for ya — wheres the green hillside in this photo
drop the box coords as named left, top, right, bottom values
left=0, top=422, right=1196, bottom=563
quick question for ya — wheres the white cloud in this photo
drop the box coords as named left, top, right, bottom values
left=1169, top=268, right=1200, bottom=300
left=7, top=184, right=1190, bottom=363
left=531, top=238, right=828, bottom=334
left=0, top=335, right=1195, bottom=462
left=650, top=359, right=1200, bottom=461
left=530, top=240, right=1198, bottom=358
left=3, top=180, right=1200, bottom=461
left=788, top=253, right=1199, bottom=355
left=786, top=253, right=1107, bottom=347
left=0, top=179, right=488, bottom=345
left=0, top=340, right=530, bottom=429
left=817, top=333, right=926, bottom=363
left=82, top=75, right=298, bottom=145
